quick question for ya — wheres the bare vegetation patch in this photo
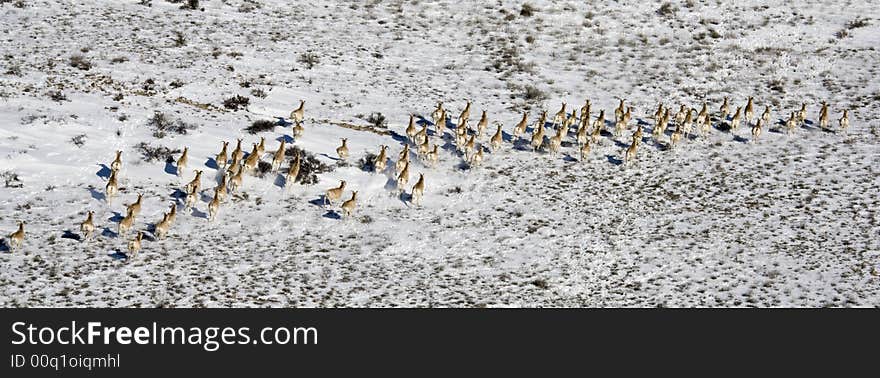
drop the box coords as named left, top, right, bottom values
left=245, top=119, right=276, bottom=134
left=146, top=111, right=197, bottom=138
left=285, top=146, right=332, bottom=185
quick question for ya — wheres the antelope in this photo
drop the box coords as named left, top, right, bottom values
left=426, top=145, right=439, bottom=168
left=117, top=208, right=135, bottom=237
left=215, top=177, right=228, bottom=202
left=231, top=139, right=244, bottom=165
left=581, top=99, right=591, bottom=119
left=110, top=150, right=123, bottom=173
left=786, top=111, right=798, bottom=135
left=563, top=110, right=578, bottom=131
left=215, top=141, right=229, bottom=170
left=614, top=99, right=625, bottom=121
left=470, top=146, right=484, bottom=167
left=185, top=170, right=203, bottom=194
left=682, top=109, right=695, bottom=137
left=797, top=103, right=807, bottom=125
left=176, top=147, right=188, bottom=177
left=633, top=125, right=643, bottom=144
left=579, top=140, right=592, bottom=160
left=593, top=109, right=606, bottom=132
left=227, top=158, right=241, bottom=179
left=490, top=125, right=503, bottom=151
left=293, top=122, right=305, bottom=138
left=674, top=104, right=687, bottom=126
left=324, top=180, right=346, bottom=206
left=751, top=119, right=763, bottom=143
left=405, top=114, right=418, bottom=142
left=579, top=106, right=591, bottom=132
left=730, top=106, right=742, bottom=130
left=272, top=140, right=287, bottom=172
left=590, top=119, right=603, bottom=145
left=243, top=144, right=260, bottom=173
left=700, top=113, right=712, bottom=138
left=454, top=119, right=468, bottom=148
left=340, top=191, right=357, bottom=217
left=761, top=106, right=771, bottom=126
left=670, top=125, right=683, bottom=149
left=126, top=193, right=144, bottom=218
left=208, top=190, right=221, bottom=222
left=154, top=213, right=171, bottom=239
left=536, top=110, right=548, bottom=131
left=614, top=118, right=627, bottom=138
left=696, top=103, right=708, bottom=125
left=513, top=112, right=528, bottom=138
left=622, top=107, right=632, bottom=126
left=396, top=151, right=410, bottom=175
left=415, top=125, right=428, bottom=145
left=459, top=100, right=472, bottom=124
left=553, top=103, right=567, bottom=126
left=418, top=138, right=431, bottom=160
left=183, top=185, right=198, bottom=211
left=398, top=144, right=410, bottom=161
left=105, top=170, right=119, bottom=203
left=256, top=137, right=266, bottom=156
left=431, top=102, right=444, bottom=126
left=80, top=211, right=95, bottom=241
left=397, top=161, right=410, bottom=191
left=127, top=231, right=143, bottom=259
left=228, top=166, right=244, bottom=192
left=839, top=110, right=849, bottom=132
left=719, top=97, right=730, bottom=120
left=744, top=97, right=755, bottom=123
left=548, top=126, right=564, bottom=155
left=818, top=102, right=829, bottom=130
left=530, top=123, right=545, bottom=152
left=654, top=103, right=664, bottom=122
left=476, top=110, right=488, bottom=139
left=286, top=154, right=301, bottom=185
left=576, top=121, right=589, bottom=146
left=166, top=202, right=178, bottom=225
left=624, top=138, right=638, bottom=165
left=464, top=134, right=476, bottom=161
left=435, top=109, right=447, bottom=138
left=8, top=221, right=25, bottom=250
left=411, top=173, right=425, bottom=206
left=373, top=146, right=388, bottom=173
left=336, top=138, right=349, bottom=160
left=290, top=100, right=305, bottom=125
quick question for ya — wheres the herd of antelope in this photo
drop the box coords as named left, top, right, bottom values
left=4, top=96, right=852, bottom=259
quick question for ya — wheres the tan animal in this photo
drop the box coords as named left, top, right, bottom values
left=183, top=185, right=198, bottom=211
left=700, top=114, right=712, bottom=137
left=751, top=119, right=763, bottom=143
left=105, top=170, right=119, bottom=203
left=670, top=126, right=683, bottom=149
left=397, top=161, right=410, bottom=191
left=214, top=177, right=228, bottom=203
left=405, top=114, right=418, bottom=142
left=154, top=213, right=171, bottom=239
left=290, top=100, right=305, bottom=125
left=228, top=166, right=244, bottom=192
left=579, top=140, right=592, bottom=160
left=719, top=97, right=730, bottom=120
left=336, top=138, right=349, bottom=161
left=464, top=134, right=476, bottom=161
left=215, top=141, right=229, bottom=170
left=470, top=146, right=484, bottom=166
left=117, top=209, right=135, bottom=237
left=166, top=202, right=178, bottom=225
left=761, top=106, right=771, bottom=126
left=80, top=211, right=95, bottom=241
left=548, top=127, right=564, bottom=155
left=243, top=144, right=260, bottom=173
left=786, top=111, right=798, bottom=135
left=839, top=110, right=849, bottom=132
left=176, top=147, right=188, bottom=177
left=530, top=124, right=545, bottom=152
left=185, top=170, right=203, bottom=194
left=490, top=125, right=503, bottom=151
left=293, top=122, right=305, bottom=138
left=744, top=97, right=755, bottom=123
left=324, top=180, right=346, bottom=206
left=624, top=139, right=638, bottom=165
left=426, top=145, right=440, bottom=168
left=513, top=112, right=528, bottom=138
left=682, top=109, right=694, bottom=136
left=797, top=103, right=807, bottom=125
left=564, top=110, right=578, bottom=130
left=592, top=109, right=605, bottom=132
left=126, top=193, right=144, bottom=218
left=622, top=107, right=632, bottom=126
left=270, top=140, right=287, bottom=173
left=340, top=191, right=358, bottom=217
left=581, top=99, right=592, bottom=118
left=373, top=146, right=388, bottom=173
left=415, top=125, right=428, bottom=145
left=554, top=103, right=567, bottom=126
left=654, top=103, right=664, bottom=123
left=435, top=109, right=447, bottom=138
left=127, top=231, right=144, bottom=259
left=418, top=138, right=431, bottom=160
left=818, top=102, right=829, bottom=130
left=459, top=100, right=472, bottom=124
left=231, top=139, right=244, bottom=164
left=730, top=106, right=742, bottom=130
left=396, top=152, right=410, bottom=175
left=476, top=110, right=488, bottom=139
left=411, top=173, right=425, bottom=206
left=8, top=221, right=25, bottom=250
left=398, top=144, right=410, bottom=161
left=674, top=104, right=687, bottom=126
left=256, top=137, right=266, bottom=156
left=431, top=102, right=444, bottom=126
left=615, top=99, right=625, bottom=121
left=696, top=103, right=708, bottom=125
left=286, top=155, right=301, bottom=186
left=208, top=191, right=221, bottom=222
left=576, top=122, right=589, bottom=146
left=110, top=150, right=123, bottom=173
left=614, top=118, right=627, bottom=138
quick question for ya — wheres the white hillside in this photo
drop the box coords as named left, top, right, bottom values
left=0, top=0, right=878, bottom=307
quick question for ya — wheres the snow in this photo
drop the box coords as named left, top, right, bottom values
left=0, top=0, right=878, bottom=307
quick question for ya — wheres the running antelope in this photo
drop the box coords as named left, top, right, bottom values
left=459, top=101, right=472, bottom=124
left=786, top=111, right=798, bottom=135
left=154, top=213, right=171, bottom=239
left=719, top=97, right=730, bottom=120
left=761, top=106, right=771, bottom=126
left=256, top=137, right=266, bottom=156
left=215, top=176, right=228, bottom=202
left=470, top=146, right=484, bottom=167
left=839, top=110, right=849, bottom=132
left=418, top=138, right=431, bottom=161
left=290, top=100, right=305, bottom=125
left=581, top=99, right=592, bottom=118
left=614, top=118, right=627, bottom=138
left=341, top=191, right=357, bottom=217
left=373, top=145, right=388, bottom=173
left=208, top=190, right=221, bottom=222
left=431, top=102, right=444, bottom=126
left=682, top=109, right=695, bottom=137
left=579, top=139, right=592, bottom=160
left=397, top=161, right=410, bottom=191
left=434, top=109, right=447, bottom=138
left=490, top=125, right=503, bottom=151
left=564, top=110, right=578, bottom=131
left=228, top=166, right=244, bottom=192
left=696, top=103, right=708, bottom=125
left=80, top=211, right=95, bottom=241
left=553, top=103, right=567, bottom=126
left=622, top=107, right=632, bottom=126
left=576, top=121, right=589, bottom=146
left=670, top=125, right=683, bottom=149
left=590, top=118, right=603, bottom=145
left=530, top=123, right=545, bottom=152
left=117, top=208, right=135, bottom=237
left=243, top=144, right=260, bottom=173
left=126, top=193, right=144, bottom=218
left=818, top=102, right=829, bottom=130
left=674, top=104, right=687, bottom=126
left=699, top=113, right=712, bottom=138
left=185, top=170, right=203, bottom=194
left=751, top=119, right=763, bottom=143
left=593, top=109, right=606, bottom=132
left=231, top=139, right=244, bottom=165
left=106, top=170, right=119, bottom=203
left=127, top=232, right=143, bottom=259
left=166, top=202, right=178, bottom=225
left=272, top=140, right=287, bottom=172
left=215, top=141, right=229, bottom=170
left=624, top=138, right=638, bottom=165
left=8, top=221, right=24, bottom=250
left=476, top=110, right=488, bottom=139
left=398, top=144, right=410, bottom=161
left=744, top=97, right=755, bottom=123
left=324, top=180, right=346, bottom=206
left=615, top=99, right=625, bottom=121
left=411, top=173, right=425, bottom=206
left=183, top=185, right=198, bottom=211
left=336, top=138, right=349, bottom=161
left=286, top=154, right=301, bottom=186
left=464, top=134, right=476, bottom=161
left=426, top=145, right=439, bottom=168
left=293, top=122, right=305, bottom=138
left=110, top=150, right=123, bottom=173
left=797, top=103, right=807, bottom=125
left=415, top=124, right=428, bottom=145
left=513, top=112, right=528, bottom=138
left=654, top=103, right=664, bottom=123
left=406, top=114, right=418, bottom=142
left=548, top=126, right=564, bottom=155
left=396, top=151, right=410, bottom=175
left=730, top=106, right=742, bottom=130
left=176, top=147, right=188, bottom=177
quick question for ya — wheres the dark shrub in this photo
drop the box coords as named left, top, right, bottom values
left=358, top=152, right=377, bottom=172
left=135, top=142, right=180, bottom=163
left=285, top=146, right=332, bottom=185
left=223, top=95, right=250, bottom=111
left=245, top=119, right=276, bottom=134
left=147, top=111, right=196, bottom=138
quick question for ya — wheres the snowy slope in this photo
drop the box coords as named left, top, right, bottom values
left=0, top=0, right=878, bottom=307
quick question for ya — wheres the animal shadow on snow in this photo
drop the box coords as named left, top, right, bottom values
left=108, top=250, right=127, bottom=260
left=108, top=212, right=124, bottom=223
left=101, top=227, right=117, bottom=238
left=0, top=240, right=10, bottom=253
left=275, top=117, right=292, bottom=127
left=191, top=208, right=208, bottom=219
left=205, top=158, right=219, bottom=170
left=96, top=164, right=112, bottom=179
left=273, top=174, right=286, bottom=188
left=88, top=187, right=106, bottom=201
left=164, top=161, right=177, bottom=175
left=308, top=196, right=327, bottom=208
left=323, top=210, right=341, bottom=220
left=387, top=131, right=408, bottom=145
left=277, top=134, right=294, bottom=144
left=61, top=230, right=81, bottom=241
left=606, top=154, right=624, bottom=166
left=732, top=135, right=749, bottom=144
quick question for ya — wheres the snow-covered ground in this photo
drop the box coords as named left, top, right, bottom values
left=0, top=0, right=878, bottom=307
